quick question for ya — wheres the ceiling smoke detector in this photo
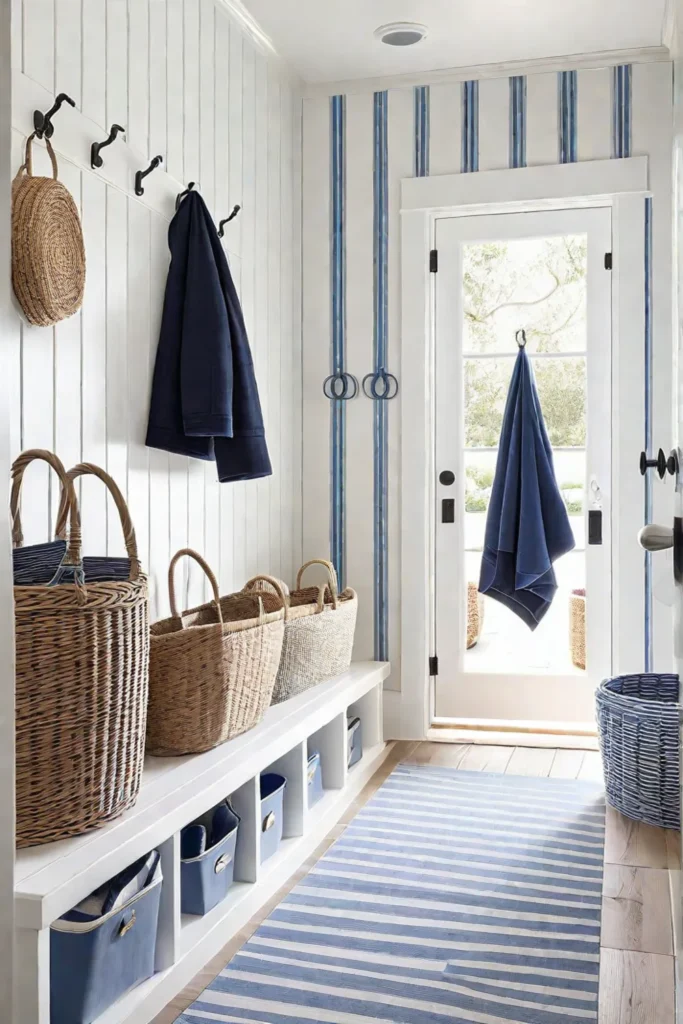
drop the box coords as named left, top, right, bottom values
left=374, top=22, right=428, bottom=47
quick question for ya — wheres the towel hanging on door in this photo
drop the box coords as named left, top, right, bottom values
left=478, top=332, right=575, bottom=629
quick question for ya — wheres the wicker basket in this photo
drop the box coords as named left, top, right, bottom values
left=147, top=549, right=285, bottom=755
left=245, top=559, right=358, bottom=705
left=596, top=673, right=680, bottom=829
left=466, top=582, right=485, bottom=649
left=570, top=589, right=586, bottom=670
left=12, top=452, right=149, bottom=848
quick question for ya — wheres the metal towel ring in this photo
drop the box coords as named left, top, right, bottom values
left=362, top=367, right=399, bottom=400
left=323, top=371, right=359, bottom=400
left=515, top=329, right=527, bottom=349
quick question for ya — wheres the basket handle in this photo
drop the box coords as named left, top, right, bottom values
left=54, top=463, right=142, bottom=581
left=243, top=574, right=290, bottom=620
left=10, top=450, right=82, bottom=570
left=296, top=559, right=339, bottom=610
left=168, top=548, right=223, bottom=626
left=14, top=132, right=59, bottom=182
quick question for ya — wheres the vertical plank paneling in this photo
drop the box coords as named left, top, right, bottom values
left=149, top=0, right=168, bottom=166
left=267, top=67, right=282, bottom=578
left=187, top=458, right=206, bottom=605
left=228, top=22, right=243, bottom=257
left=291, top=83, right=303, bottom=577
left=54, top=0, right=81, bottom=110
left=254, top=54, right=270, bottom=577
left=80, top=173, right=108, bottom=556
left=23, top=0, right=54, bottom=92
left=81, top=0, right=106, bottom=128
left=128, top=0, right=150, bottom=158
left=168, top=456, right=189, bottom=607
left=165, top=0, right=184, bottom=181
left=280, top=83, right=295, bottom=584
left=8, top=132, right=24, bottom=459
left=11, top=0, right=23, bottom=73
left=148, top=212, right=171, bottom=617
left=183, top=0, right=200, bottom=185
left=105, top=186, right=128, bottom=516
left=126, top=200, right=151, bottom=575
left=106, top=0, right=128, bottom=136
left=198, top=0, right=215, bottom=214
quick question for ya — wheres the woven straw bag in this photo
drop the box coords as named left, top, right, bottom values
left=147, top=549, right=285, bottom=756
left=12, top=132, right=85, bottom=327
left=245, top=559, right=358, bottom=706
left=12, top=452, right=149, bottom=848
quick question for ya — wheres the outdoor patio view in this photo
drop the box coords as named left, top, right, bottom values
left=463, top=233, right=588, bottom=675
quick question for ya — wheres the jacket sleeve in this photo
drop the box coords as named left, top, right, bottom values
left=179, top=199, right=234, bottom=437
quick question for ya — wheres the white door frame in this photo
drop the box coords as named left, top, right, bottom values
left=397, top=158, right=649, bottom=740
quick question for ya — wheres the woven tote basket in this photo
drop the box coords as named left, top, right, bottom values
left=147, top=549, right=285, bottom=756
left=12, top=132, right=85, bottom=327
left=13, top=452, right=149, bottom=848
left=596, top=673, right=681, bottom=829
left=245, top=559, right=358, bottom=706
left=570, top=589, right=586, bottom=670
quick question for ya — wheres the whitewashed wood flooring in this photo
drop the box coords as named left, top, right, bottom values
left=154, top=741, right=681, bottom=1024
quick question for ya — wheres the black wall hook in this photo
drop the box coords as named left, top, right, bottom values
left=218, top=205, right=241, bottom=237
left=34, top=92, right=75, bottom=140
left=135, top=155, right=163, bottom=196
left=176, top=182, right=196, bottom=211
left=91, top=124, right=125, bottom=169
left=516, top=329, right=527, bottom=349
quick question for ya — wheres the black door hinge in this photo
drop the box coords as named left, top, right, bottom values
left=604, top=252, right=612, bottom=270
left=429, top=249, right=438, bottom=273
left=429, top=655, right=438, bottom=676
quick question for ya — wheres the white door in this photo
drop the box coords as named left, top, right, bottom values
left=433, top=207, right=613, bottom=728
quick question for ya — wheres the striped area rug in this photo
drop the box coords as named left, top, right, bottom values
left=177, top=762, right=606, bottom=1024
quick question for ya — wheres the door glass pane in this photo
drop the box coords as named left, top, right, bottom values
left=462, top=234, right=588, bottom=676
left=463, top=235, right=587, bottom=354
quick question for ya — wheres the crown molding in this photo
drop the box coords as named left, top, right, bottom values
left=303, top=45, right=671, bottom=98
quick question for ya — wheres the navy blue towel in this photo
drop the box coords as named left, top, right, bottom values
left=478, top=347, right=575, bottom=629
left=146, top=191, right=271, bottom=482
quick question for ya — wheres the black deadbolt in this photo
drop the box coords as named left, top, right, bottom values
left=439, top=470, right=455, bottom=486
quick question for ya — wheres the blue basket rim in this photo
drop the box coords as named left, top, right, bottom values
left=596, top=674, right=681, bottom=710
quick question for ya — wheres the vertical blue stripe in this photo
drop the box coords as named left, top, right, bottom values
left=509, top=75, right=527, bottom=169
left=373, top=91, right=389, bottom=662
left=461, top=81, right=479, bottom=173
left=414, top=86, right=430, bottom=177
left=612, top=65, right=632, bottom=158
left=558, top=71, right=577, bottom=163
left=330, top=95, right=346, bottom=589
left=644, top=195, right=653, bottom=671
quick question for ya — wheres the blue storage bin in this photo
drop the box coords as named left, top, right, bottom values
left=307, top=750, right=324, bottom=808
left=181, top=800, right=240, bottom=916
left=260, top=772, right=286, bottom=862
left=348, top=716, right=362, bottom=768
left=50, top=856, right=162, bottom=1024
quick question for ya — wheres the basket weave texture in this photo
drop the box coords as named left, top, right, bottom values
left=466, top=582, right=485, bottom=649
left=13, top=451, right=149, bottom=848
left=246, top=559, right=358, bottom=705
left=12, top=132, right=85, bottom=327
left=570, top=589, right=586, bottom=670
left=147, top=549, right=285, bottom=755
left=596, top=673, right=680, bottom=829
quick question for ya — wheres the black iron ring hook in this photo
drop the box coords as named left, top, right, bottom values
left=323, top=371, right=359, bottom=400
left=362, top=368, right=399, bottom=400
left=176, top=181, right=196, bottom=210
left=135, top=155, right=163, bottom=196
left=34, top=93, right=76, bottom=140
left=91, top=124, right=125, bottom=169
left=515, top=329, right=527, bottom=349
left=218, top=205, right=242, bottom=237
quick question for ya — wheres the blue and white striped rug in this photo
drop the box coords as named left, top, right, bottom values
left=177, top=762, right=606, bottom=1023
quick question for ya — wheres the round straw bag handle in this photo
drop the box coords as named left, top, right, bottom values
left=12, top=133, right=86, bottom=328
left=296, top=559, right=339, bottom=610
left=168, top=548, right=224, bottom=625
left=10, top=449, right=82, bottom=571
left=243, top=574, right=290, bottom=619
left=54, top=463, right=142, bottom=581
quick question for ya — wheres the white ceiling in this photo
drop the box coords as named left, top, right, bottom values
left=239, top=0, right=668, bottom=84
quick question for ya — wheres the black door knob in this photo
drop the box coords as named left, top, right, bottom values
left=439, top=470, right=455, bottom=486
left=640, top=449, right=667, bottom=479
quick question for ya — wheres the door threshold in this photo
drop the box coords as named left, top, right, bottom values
left=429, top=718, right=599, bottom=750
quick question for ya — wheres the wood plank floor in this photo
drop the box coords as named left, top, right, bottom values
left=154, top=740, right=680, bottom=1024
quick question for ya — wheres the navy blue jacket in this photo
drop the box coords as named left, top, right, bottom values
left=146, top=192, right=271, bottom=482
left=479, top=346, right=575, bottom=629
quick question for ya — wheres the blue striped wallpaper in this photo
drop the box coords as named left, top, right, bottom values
left=330, top=94, right=346, bottom=589
left=414, top=85, right=430, bottom=177
left=558, top=70, right=578, bottom=163
left=509, top=75, right=527, bottom=169
left=612, top=64, right=632, bottom=159
left=373, top=91, right=389, bottom=662
left=461, top=80, right=479, bottom=172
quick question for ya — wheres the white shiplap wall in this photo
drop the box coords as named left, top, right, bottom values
left=302, top=62, right=674, bottom=692
left=9, top=0, right=302, bottom=619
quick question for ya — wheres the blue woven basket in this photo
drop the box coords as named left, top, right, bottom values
left=596, top=673, right=681, bottom=829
